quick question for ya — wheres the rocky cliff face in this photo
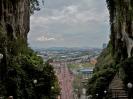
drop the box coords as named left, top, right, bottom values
left=0, top=0, right=30, bottom=82
left=0, top=0, right=30, bottom=40
left=0, top=1, right=59, bottom=99
left=87, top=1, right=133, bottom=98
left=0, top=0, right=30, bottom=96
left=0, top=0, right=30, bottom=75
left=107, top=0, right=133, bottom=97
left=107, top=0, right=133, bottom=60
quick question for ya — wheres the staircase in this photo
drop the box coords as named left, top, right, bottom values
left=109, top=74, right=128, bottom=99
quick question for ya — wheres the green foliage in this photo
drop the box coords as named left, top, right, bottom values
left=94, top=42, right=114, bottom=72
left=116, top=57, right=133, bottom=97
left=87, top=67, right=115, bottom=98
left=0, top=3, right=60, bottom=97
left=87, top=44, right=116, bottom=99
left=0, top=26, right=7, bottom=53
left=0, top=34, right=60, bottom=99
left=119, top=57, right=133, bottom=85
left=0, top=50, right=59, bottom=99
left=30, top=0, right=45, bottom=14
left=30, top=0, right=40, bottom=14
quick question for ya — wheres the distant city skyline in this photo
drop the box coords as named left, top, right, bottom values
left=28, top=0, right=110, bottom=49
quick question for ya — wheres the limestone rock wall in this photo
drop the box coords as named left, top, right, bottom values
left=0, top=0, right=30, bottom=40
left=107, top=0, right=133, bottom=60
left=0, top=0, right=30, bottom=85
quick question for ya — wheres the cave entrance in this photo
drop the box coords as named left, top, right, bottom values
left=28, top=0, right=110, bottom=99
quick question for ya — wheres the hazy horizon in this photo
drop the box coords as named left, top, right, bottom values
left=30, top=46, right=103, bottom=50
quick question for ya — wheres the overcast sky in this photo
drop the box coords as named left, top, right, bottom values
left=28, top=0, right=110, bottom=49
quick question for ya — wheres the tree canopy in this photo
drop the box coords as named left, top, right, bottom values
left=30, top=0, right=44, bottom=14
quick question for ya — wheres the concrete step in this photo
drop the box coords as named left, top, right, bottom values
left=111, top=89, right=128, bottom=96
left=112, top=96, right=128, bottom=99
left=109, top=74, right=128, bottom=99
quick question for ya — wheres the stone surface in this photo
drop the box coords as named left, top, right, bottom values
left=108, top=0, right=133, bottom=59
left=0, top=0, right=30, bottom=85
left=0, top=0, right=30, bottom=40
left=109, top=75, right=128, bottom=99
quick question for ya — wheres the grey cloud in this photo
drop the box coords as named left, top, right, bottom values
left=28, top=0, right=110, bottom=48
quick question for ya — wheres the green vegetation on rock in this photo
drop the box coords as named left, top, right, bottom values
left=119, top=57, right=133, bottom=89
left=87, top=0, right=133, bottom=98
left=87, top=44, right=116, bottom=99
left=0, top=32, right=60, bottom=99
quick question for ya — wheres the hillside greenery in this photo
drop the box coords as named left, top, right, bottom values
left=87, top=43, right=116, bottom=99
left=87, top=42, right=133, bottom=99
left=0, top=28, right=60, bottom=99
